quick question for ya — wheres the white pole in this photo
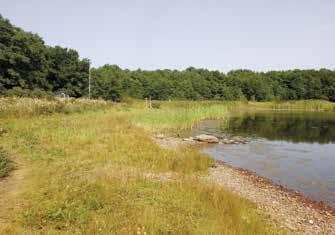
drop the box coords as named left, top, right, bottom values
left=89, top=65, right=91, bottom=99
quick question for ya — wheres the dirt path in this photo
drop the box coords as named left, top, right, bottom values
left=0, top=158, right=28, bottom=232
left=155, top=136, right=335, bottom=235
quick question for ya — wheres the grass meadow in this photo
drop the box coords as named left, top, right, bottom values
left=3, top=98, right=332, bottom=234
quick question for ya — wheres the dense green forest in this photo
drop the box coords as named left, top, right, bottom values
left=1, top=15, right=335, bottom=101
left=91, top=65, right=335, bottom=101
left=0, top=15, right=89, bottom=97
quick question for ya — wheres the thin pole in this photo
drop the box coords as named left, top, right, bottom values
left=89, top=65, right=91, bottom=99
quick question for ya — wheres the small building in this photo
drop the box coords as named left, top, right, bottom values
left=55, top=91, right=69, bottom=99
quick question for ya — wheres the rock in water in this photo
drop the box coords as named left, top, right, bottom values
left=194, top=134, right=219, bottom=143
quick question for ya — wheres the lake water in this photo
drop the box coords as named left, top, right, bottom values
left=185, top=111, right=335, bottom=206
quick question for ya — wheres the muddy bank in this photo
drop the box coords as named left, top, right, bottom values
left=154, top=135, right=335, bottom=235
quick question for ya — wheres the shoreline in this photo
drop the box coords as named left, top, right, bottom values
left=154, top=136, right=335, bottom=234
left=214, top=159, right=335, bottom=215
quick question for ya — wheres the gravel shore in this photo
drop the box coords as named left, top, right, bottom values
left=155, top=136, right=335, bottom=235
left=206, top=162, right=335, bottom=234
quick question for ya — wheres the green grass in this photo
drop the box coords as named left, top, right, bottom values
left=20, top=178, right=274, bottom=234
left=117, top=100, right=228, bottom=133
left=0, top=101, right=282, bottom=234
left=0, top=147, right=13, bottom=178
left=120, top=100, right=335, bottom=134
left=246, top=100, right=335, bottom=112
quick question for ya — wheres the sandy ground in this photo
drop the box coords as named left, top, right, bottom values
left=155, top=136, right=335, bottom=235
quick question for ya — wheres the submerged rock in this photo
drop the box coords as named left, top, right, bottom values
left=220, top=136, right=249, bottom=144
left=194, top=134, right=219, bottom=143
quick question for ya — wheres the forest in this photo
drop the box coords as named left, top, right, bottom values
left=0, top=15, right=89, bottom=98
left=1, top=15, right=335, bottom=101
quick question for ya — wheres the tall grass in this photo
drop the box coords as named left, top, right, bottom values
left=122, top=101, right=228, bottom=132
left=0, top=97, right=113, bottom=118
left=120, top=99, right=335, bottom=134
left=0, top=105, right=280, bottom=234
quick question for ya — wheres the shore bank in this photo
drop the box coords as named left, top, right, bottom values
left=154, top=136, right=335, bottom=234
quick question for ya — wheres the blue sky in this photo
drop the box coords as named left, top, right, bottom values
left=2, top=0, right=335, bottom=71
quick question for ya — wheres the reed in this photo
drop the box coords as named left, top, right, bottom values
left=122, top=100, right=228, bottom=132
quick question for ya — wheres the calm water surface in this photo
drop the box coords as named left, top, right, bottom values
left=185, top=111, right=335, bottom=206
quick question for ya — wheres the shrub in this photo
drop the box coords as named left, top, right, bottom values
left=151, top=102, right=161, bottom=109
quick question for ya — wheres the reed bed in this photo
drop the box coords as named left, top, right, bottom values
left=124, top=101, right=228, bottom=132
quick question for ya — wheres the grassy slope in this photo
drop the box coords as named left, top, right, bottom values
left=0, top=99, right=283, bottom=234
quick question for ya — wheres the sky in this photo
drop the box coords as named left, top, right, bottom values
left=1, top=0, right=335, bottom=71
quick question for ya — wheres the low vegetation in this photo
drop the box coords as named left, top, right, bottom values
left=0, top=99, right=284, bottom=234
left=125, top=101, right=228, bottom=132
left=0, top=97, right=112, bottom=118
left=2, top=98, right=332, bottom=233
left=0, top=147, right=13, bottom=178
left=246, top=100, right=335, bottom=112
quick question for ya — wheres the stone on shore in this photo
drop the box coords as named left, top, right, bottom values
left=155, top=134, right=165, bottom=139
left=194, top=134, right=219, bottom=143
left=183, top=137, right=194, bottom=141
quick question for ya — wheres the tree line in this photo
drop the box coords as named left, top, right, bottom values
left=0, top=15, right=89, bottom=98
left=1, top=15, right=335, bottom=102
left=91, top=65, right=335, bottom=102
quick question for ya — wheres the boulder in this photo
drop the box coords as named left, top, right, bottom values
left=194, top=134, right=219, bottom=143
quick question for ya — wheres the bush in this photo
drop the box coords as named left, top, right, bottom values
left=151, top=102, right=161, bottom=109
left=5, top=87, right=54, bottom=99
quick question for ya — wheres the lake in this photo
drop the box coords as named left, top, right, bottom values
left=185, top=111, right=335, bottom=206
